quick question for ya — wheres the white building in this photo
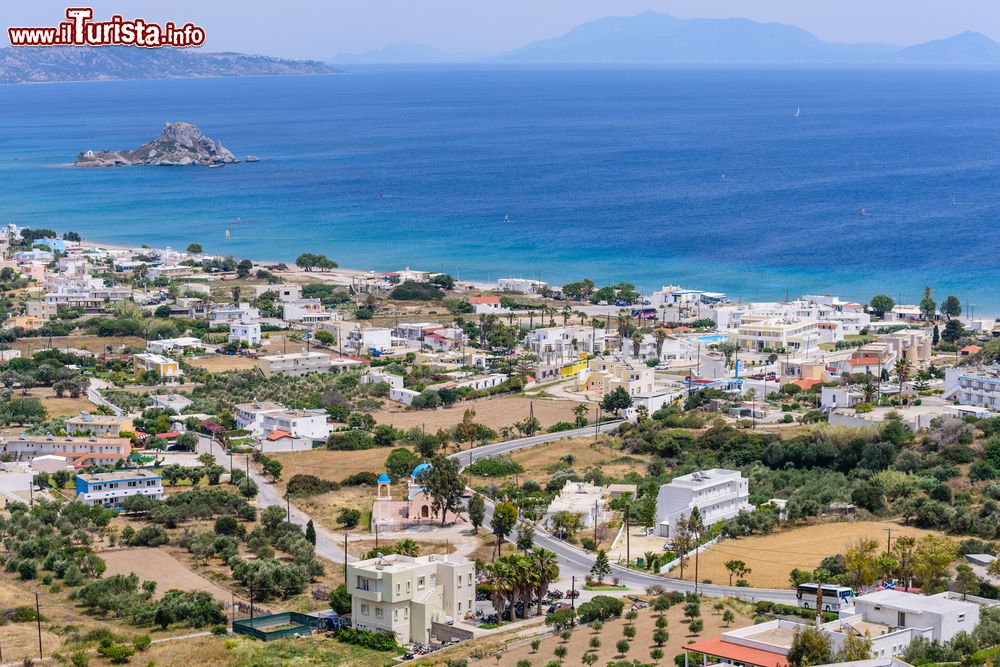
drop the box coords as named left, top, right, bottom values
left=146, top=337, right=205, bottom=354
left=852, top=590, right=979, bottom=644
left=210, top=302, right=260, bottom=324
left=498, top=277, right=547, bottom=294
left=348, top=553, right=476, bottom=644
left=282, top=299, right=332, bottom=323
left=75, top=470, right=163, bottom=508
left=255, top=350, right=333, bottom=377
left=468, top=295, right=504, bottom=315
left=347, top=327, right=393, bottom=354
left=228, top=318, right=262, bottom=346
left=524, top=326, right=606, bottom=364
left=944, top=366, right=1000, bottom=411
left=655, top=469, right=753, bottom=538
left=234, top=400, right=330, bottom=443
left=820, top=386, right=865, bottom=410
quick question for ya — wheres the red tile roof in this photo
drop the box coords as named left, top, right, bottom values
left=266, top=429, right=293, bottom=441
left=684, top=638, right=786, bottom=667
left=155, top=431, right=180, bottom=439
left=848, top=357, right=883, bottom=366
left=961, top=345, right=981, bottom=354
left=793, top=378, right=822, bottom=390
left=469, top=296, right=500, bottom=305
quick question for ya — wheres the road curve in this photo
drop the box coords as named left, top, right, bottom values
left=449, top=421, right=798, bottom=605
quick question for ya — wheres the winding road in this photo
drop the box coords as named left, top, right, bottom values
left=448, top=422, right=798, bottom=605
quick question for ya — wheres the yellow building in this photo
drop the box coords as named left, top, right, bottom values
left=133, top=353, right=182, bottom=380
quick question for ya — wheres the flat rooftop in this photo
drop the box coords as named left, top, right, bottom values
left=78, top=469, right=160, bottom=483
left=742, top=625, right=797, bottom=649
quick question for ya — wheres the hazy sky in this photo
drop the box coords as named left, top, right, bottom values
left=4, top=1, right=1000, bottom=59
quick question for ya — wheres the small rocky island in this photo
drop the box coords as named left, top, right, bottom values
left=75, top=122, right=238, bottom=167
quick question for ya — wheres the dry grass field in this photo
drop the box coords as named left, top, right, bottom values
left=372, top=396, right=582, bottom=433
left=673, top=520, right=942, bottom=588
left=25, top=386, right=95, bottom=417
left=186, top=354, right=259, bottom=372
left=467, top=436, right=650, bottom=487
left=9, top=334, right=147, bottom=355
left=101, top=547, right=234, bottom=603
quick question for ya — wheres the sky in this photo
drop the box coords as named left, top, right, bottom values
left=3, top=1, right=1000, bottom=60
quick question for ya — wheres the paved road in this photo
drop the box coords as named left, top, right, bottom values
left=194, top=435, right=355, bottom=568
left=448, top=422, right=798, bottom=605
left=85, top=377, right=124, bottom=416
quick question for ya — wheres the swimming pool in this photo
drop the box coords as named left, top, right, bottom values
left=695, top=334, right=728, bottom=344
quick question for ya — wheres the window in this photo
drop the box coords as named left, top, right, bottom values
left=396, top=583, right=400, bottom=594
left=375, top=607, right=383, bottom=619
left=458, top=577, right=462, bottom=588
left=458, top=602, right=462, bottom=612
left=394, top=610, right=399, bottom=621
left=356, top=576, right=370, bottom=591
left=361, top=604, right=369, bottom=615
left=404, top=608, right=409, bottom=620
left=406, top=581, right=411, bottom=593
left=959, top=614, right=966, bottom=622
left=417, top=576, right=425, bottom=590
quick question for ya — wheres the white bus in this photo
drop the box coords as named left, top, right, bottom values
left=796, top=583, right=855, bottom=611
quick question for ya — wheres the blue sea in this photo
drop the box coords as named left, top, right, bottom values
left=2, top=66, right=1000, bottom=311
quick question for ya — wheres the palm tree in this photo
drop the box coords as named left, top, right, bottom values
left=653, top=329, right=668, bottom=360
left=894, top=358, right=913, bottom=395
left=861, top=376, right=879, bottom=403
left=561, top=305, right=571, bottom=326
left=530, top=548, right=560, bottom=616
left=631, top=332, right=643, bottom=358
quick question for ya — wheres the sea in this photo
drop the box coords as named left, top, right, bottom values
left=2, top=65, right=1000, bottom=312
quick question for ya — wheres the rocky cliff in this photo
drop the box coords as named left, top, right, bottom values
left=75, top=122, right=238, bottom=167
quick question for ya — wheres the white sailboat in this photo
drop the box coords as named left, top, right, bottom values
left=225, top=227, right=230, bottom=240
left=503, top=212, right=510, bottom=224
left=793, top=107, right=801, bottom=118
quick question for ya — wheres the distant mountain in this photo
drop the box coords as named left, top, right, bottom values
left=0, top=47, right=339, bottom=84
left=492, top=11, right=896, bottom=64
left=886, top=31, right=1000, bottom=64
left=330, top=42, right=481, bottom=64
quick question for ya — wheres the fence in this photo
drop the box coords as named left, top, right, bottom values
left=232, top=611, right=321, bottom=641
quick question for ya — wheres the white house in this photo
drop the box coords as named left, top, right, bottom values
left=347, top=327, right=393, bottom=354
left=146, top=337, right=204, bottom=354
left=851, top=590, right=979, bottom=644
left=523, top=326, right=606, bottom=364
left=820, top=386, right=865, bottom=410
left=655, top=469, right=753, bottom=538
left=228, top=318, right=262, bottom=346
left=468, top=295, right=504, bottom=315
left=235, top=400, right=329, bottom=445
left=348, top=553, right=476, bottom=644
left=210, top=302, right=260, bottom=324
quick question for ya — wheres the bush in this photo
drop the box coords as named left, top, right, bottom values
left=97, top=643, right=135, bottom=664
left=341, top=472, right=378, bottom=486
left=577, top=595, right=624, bottom=623
left=466, top=455, right=524, bottom=477
left=327, top=429, right=375, bottom=451
left=129, top=525, right=169, bottom=547
left=336, top=627, right=400, bottom=651
left=287, top=474, right=340, bottom=497
left=131, top=634, right=152, bottom=652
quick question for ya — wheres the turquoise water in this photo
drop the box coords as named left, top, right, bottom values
left=695, top=335, right=729, bottom=343
left=2, top=66, right=1000, bottom=311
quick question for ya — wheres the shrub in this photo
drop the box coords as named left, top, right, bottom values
left=341, top=472, right=378, bottom=486
left=577, top=595, right=624, bottom=623
left=287, top=474, right=340, bottom=497
left=97, top=643, right=135, bottom=664
left=336, top=628, right=400, bottom=651
left=131, top=634, right=151, bottom=652
left=466, top=455, right=524, bottom=477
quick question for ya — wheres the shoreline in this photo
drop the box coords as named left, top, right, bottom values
left=74, top=237, right=1000, bottom=320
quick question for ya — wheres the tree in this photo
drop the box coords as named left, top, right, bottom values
left=491, top=502, right=518, bottom=558
left=186, top=243, right=203, bottom=254
left=600, top=386, right=633, bottom=416
left=615, top=639, right=630, bottom=657
left=305, top=519, right=317, bottom=546
left=788, top=626, right=832, bottom=667
left=724, top=560, right=751, bottom=587
left=650, top=648, right=664, bottom=664
left=919, top=286, right=936, bottom=320
left=573, top=403, right=589, bottom=428
left=517, top=524, right=535, bottom=552
left=263, top=457, right=283, bottom=481
left=940, top=295, right=961, bottom=319
left=913, top=535, right=958, bottom=594
left=468, top=494, right=486, bottom=534
left=531, top=548, right=560, bottom=616
left=337, top=507, right=361, bottom=528
left=591, top=549, right=612, bottom=583
left=942, top=319, right=965, bottom=343
left=869, top=294, right=895, bottom=319
left=417, top=456, right=465, bottom=526
left=722, top=609, right=735, bottom=626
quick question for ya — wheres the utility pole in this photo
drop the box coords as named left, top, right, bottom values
left=344, top=533, right=349, bottom=578
left=625, top=503, right=630, bottom=567
left=593, top=498, right=599, bottom=546
left=34, top=590, right=43, bottom=659
left=884, top=527, right=893, bottom=554
left=570, top=575, right=576, bottom=611
left=285, top=492, right=291, bottom=523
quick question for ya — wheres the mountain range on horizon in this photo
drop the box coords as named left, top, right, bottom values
left=331, top=11, right=1000, bottom=65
